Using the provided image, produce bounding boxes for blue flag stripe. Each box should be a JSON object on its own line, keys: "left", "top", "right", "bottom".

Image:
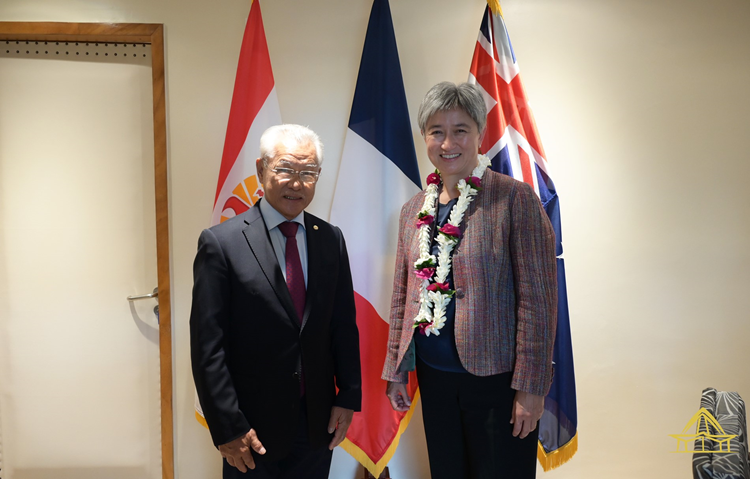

{"left": 348, "top": 0, "right": 421, "bottom": 188}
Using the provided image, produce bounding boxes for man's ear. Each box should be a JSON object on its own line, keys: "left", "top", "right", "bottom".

{"left": 256, "top": 158, "right": 264, "bottom": 182}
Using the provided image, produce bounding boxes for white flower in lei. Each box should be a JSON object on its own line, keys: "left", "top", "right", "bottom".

{"left": 412, "top": 154, "right": 492, "bottom": 337}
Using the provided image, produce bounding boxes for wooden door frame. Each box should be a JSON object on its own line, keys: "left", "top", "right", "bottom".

{"left": 0, "top": 22, "right": 173, "bottom": 479}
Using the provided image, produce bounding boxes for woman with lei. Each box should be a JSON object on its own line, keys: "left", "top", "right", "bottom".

{"left": 381, "top": 82, "right": 558, "bottom": 478}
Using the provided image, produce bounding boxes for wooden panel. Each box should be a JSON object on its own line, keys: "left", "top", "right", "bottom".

{"left": 0, "top": 22, "right": 160, "bottom": 43}
{"left": 149, "top": 24, "right": 175, "bottom": 479}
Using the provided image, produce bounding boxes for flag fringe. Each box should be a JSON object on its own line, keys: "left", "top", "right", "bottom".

{"left": 195, "top": 410, "right": 209, "bottom": 429}
{"left": 340, "top": 389, "right": 421, "bottom": 478}
{"left": 537, "top": 432, "right": 578, "bottom": 472}
{"left": 486, "top": 0, "right": 503, "bottom": 16}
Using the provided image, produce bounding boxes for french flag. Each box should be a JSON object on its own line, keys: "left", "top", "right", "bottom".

{"left": 329, "top": 0, "right": 420, "bottom": 476}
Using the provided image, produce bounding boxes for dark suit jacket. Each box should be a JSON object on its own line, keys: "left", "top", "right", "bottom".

{"left": 382, "top": 170, "right": 557, "bottom": 397}
{"left": 190, "top": 200, "right": 361, "bottom": 461}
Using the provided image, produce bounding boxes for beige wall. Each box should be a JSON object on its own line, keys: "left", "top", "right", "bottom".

{"left": 1, "top": 0, "right": 749, "bottom": 477}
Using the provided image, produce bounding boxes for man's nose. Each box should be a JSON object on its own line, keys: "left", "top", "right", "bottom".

{"left": 286, "top": 176, "right": 303, "bottom": 189}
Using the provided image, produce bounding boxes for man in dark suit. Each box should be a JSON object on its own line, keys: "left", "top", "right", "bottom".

{"left": 190, "top": 124, "right": 361, "bottom": 479}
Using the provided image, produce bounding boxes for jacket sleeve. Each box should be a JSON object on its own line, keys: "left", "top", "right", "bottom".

{"left": 381, "top": 203, "right": 412, "bottom": 383}
{"left": 508, "top": 182, "right": 558, "bottom": 397}
{"left": 330, "top": 228, "right": 362, "bottom": 411}
{"left": 190, "top": 228, "right": 250, "bottom": 446}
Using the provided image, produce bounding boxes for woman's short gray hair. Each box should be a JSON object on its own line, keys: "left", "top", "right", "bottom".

{"left": 417, "top": 82, "right": 487, "bottom": 134}
{"left": 259, "top": 124, "right": 324, "bottom": 166}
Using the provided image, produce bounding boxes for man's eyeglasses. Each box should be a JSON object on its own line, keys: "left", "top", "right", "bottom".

{"left": 266, "top": 164, "right": 320, "bottom": 184}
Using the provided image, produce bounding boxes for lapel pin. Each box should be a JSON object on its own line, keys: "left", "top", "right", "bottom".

{"left": 313, "top": 225, "right": 319, "bottom": 230}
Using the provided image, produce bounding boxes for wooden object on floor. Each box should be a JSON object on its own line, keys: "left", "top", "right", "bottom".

{"left": 363, "top": 466, "right": 391, "bottom": 478}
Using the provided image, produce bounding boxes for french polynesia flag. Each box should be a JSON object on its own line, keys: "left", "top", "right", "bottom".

{"left": 196, "top": 0, "right": 281, "bottom": 426}
{"left": 329, "top": 0, "right": 420, "bottom": 476}
{"left": 212, "top": 0, "right": 281, "bottom": 226}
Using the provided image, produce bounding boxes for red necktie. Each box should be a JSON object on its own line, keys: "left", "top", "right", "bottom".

{"left": 278, "top": 221, "right": 306, "bottom": 324}
{"left": 278, "top": 221, "right": 306, "bottom": 396}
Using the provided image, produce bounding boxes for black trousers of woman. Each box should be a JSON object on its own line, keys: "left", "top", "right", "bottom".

{"left": 417, "top": 357, "right": 539, "bottom": 479}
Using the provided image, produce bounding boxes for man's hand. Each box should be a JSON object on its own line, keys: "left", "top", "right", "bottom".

{"left": 327, "top": 406, "right": 354, "bottom": 450}
{"left": 385, "top": 381, "right": 412, "bottom": 412}
{"left": 218, "top": 429, "right": 266, "bottom": 473}
{"left": 510, "top": 390, "right": 544, "bottom": 439}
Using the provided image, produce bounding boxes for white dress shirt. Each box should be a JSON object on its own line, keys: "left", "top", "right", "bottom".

{"left": 258, "top": 198, "right": 308, "bottom": 287}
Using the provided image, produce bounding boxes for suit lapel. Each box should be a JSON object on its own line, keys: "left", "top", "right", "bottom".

{"left": 242, "top": 203, "right": 300, "bottom": 330}
{"left": 301, "top": 213, "right": 320, "bottom": 330}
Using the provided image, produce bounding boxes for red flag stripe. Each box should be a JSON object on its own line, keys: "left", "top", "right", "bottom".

{"left": 518, "top": 145, "right": 534, "bottom": 187}
{"left": 346, "top": 293, "right": 419, "bottom": 463}
{"left": 214, "top": 0, "right": 275, "bottom": 206}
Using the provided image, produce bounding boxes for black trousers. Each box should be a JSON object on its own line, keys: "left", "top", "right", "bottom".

{"left": 222, "top": 400, "right": 333, "bottom": 479}
{"left": 417, "top": 358, "right": 538, "bottom": 479}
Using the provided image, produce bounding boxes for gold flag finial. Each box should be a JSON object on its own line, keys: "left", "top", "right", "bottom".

{"left": 487, "top": 0, "right": 503, "bottom": 16}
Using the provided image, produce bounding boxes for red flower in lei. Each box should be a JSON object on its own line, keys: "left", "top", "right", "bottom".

{"left": 426, "top": 172, "right": 441, "bottom": 186}
{"left": 415, "top": 267, "right": 435, "bottom": 280}
{"left": 426, "top": 281, "right": 455, "bottom": 299}
{"left": 438, "top": 223, "right": 462, "bottom": 238}
{"left": 416, "top": 321, "right": 433, "bottom": 335}
{"left": 416, "top": 214, "right": 434, "bottom": 228}
{"left": 466, "top": 176, "right": 482, "bottom": 190}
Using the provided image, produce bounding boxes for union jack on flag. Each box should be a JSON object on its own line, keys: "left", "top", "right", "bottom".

{"left": 469, "top": 3, "right": 579, "bottom": 470}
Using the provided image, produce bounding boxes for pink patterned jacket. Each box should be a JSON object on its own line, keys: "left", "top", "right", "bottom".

{"left": 381, "top": 170, "right": 558, "bottom": 397}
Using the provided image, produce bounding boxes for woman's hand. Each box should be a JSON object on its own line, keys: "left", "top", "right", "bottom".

{"left": 510, "top": 390, "right": 545, "bottom": 439}
{"left": 386, "top": 381, "right": 412, "bottom": 412}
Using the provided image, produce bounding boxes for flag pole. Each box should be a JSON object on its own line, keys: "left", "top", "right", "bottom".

{"left": 487, "top": 0, "right": 503, "bottom": 16}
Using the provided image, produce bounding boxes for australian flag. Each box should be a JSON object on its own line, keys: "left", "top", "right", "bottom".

{"left": 468, "top": 3, "right": 578, "bottom": 470}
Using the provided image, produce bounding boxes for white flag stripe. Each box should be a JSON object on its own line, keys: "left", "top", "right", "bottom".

{"left": 211, "top": 87, "right": 282, "bottom": 224}
{"left": 477, "top": 31, "right": 494, "bottom": 63}
{"left": 330, "top": 130, "right": 420, "bottom": 321}
{"left": 492, "top": 15, "right": 520, "bottom": 83}
{"left": 468, "top": 72, "right": 499, "bottom": 117}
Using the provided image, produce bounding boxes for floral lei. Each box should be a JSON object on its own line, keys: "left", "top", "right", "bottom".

{"left": 412, "top": 154, "right": 492, "bottom": 336}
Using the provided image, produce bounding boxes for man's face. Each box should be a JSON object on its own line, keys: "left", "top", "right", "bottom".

{"left": 256, "top": 140, "right": 320, "bottom": 220}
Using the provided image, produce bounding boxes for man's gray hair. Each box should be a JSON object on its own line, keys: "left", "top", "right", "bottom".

{"left": 259, "top": 124, "right": 324, "bottom": 166}
{"left": 417, "top": 82, "right": 487, "bottom": 134}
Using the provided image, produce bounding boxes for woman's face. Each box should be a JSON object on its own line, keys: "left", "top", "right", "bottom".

{"left": 423, "top": 109, "right": 483, "bottom": 183}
